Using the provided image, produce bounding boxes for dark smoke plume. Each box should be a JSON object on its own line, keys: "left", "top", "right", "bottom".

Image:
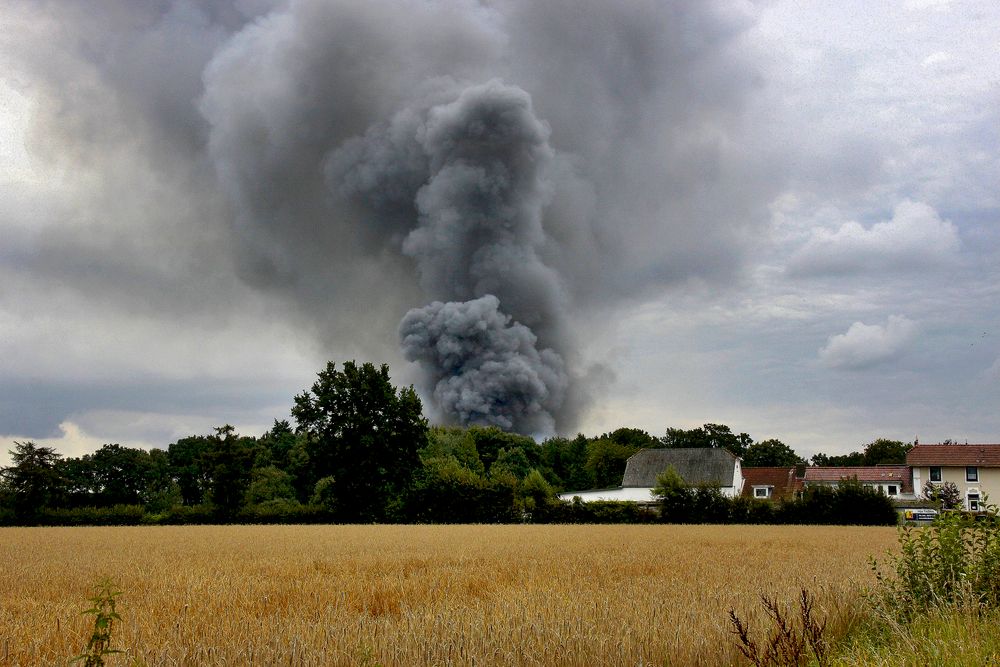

{"left": 332, "top": 79, "right": 569, "bottom": 433}
{"left": 400, "top": 295, "right": 567, "bottom": 434}
{"left": 4, "top": 0, "right": 769, "bottom": 438}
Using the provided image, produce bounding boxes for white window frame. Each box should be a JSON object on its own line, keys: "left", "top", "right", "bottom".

{"left": 968, "top": 491, "right": 981, "bottom": 512}
{"left": 886, "top": 484, "right": 898, "bottom": 496}
{"left": 753, "top": 486, "right": 772, "bottom": 499}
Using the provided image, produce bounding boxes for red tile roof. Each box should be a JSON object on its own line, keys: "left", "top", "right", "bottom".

{"left": 907, "top": 444, "right": 1000, "bottom": 466}
{"left": 803, "top": 466, "right": 912, "bottom": 493}
{"left": 741, "top": 467, "right": 802, "bottom": 499}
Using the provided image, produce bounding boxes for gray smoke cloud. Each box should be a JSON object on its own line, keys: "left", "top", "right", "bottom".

{"left": 3, "top": 0, "right": 770, "bottom": 438}
{"left": 330, "top": 79, "right": 570, "bottom": 432}
{"left": 400, "top": 296, "right": 567, "bottom": 434}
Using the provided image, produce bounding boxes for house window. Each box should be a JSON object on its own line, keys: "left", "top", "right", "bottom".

{"left": 929, "top": 467, "right": 941, "bottom": 482}
{"left": 753, "top": 486, "right": 771, "bottom": 499}
{"left": 966, "top": 467, "right": 979, "bottom": 482}
{"left": 887, "top": 485, "right": 898, "bottom": 496}
{"left": 969, "top": 492, "right": 981, "bottom": 512}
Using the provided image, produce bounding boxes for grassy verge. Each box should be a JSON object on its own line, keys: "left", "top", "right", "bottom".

{"left": 828, "top": 605, "right": 1000, "bottom": 666}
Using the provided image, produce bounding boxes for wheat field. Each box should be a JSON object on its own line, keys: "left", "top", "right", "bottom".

{"left": 0, "top": 524, "right": 898, "bottom": 666}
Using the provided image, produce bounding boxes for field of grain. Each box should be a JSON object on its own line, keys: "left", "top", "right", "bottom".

{"left": 0, "top": 524, "right": 898, "bottom": 666}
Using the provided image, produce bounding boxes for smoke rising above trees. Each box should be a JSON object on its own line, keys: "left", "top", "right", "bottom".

{"left": 194, "top": 0, "right": 763, "bottom": 435}
{"left": 3, "top": 0, "right": 782, "bottom": 440}
{"left": 333, "top": 80, "right": 570, "bottom": 433}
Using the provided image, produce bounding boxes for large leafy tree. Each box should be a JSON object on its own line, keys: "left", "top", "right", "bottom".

{"left": 810, "top": 438, "right": 911, "bottom": 467}
{"left": 201, "top": 425, "right": 256, "bottom": 519}
{"left": 742, "top": 439, "right": 802, "bottom": 467}
{"left": 862, "top": 438, "right": 911, "bottom": 466}
{"left": 90, "top": 443, "right": 152, "bottom": 506}
{"left": 585, "top": 437, "right": 637, "bottom": 488}
{"left": 1, "top": 441, "right": 64, "bottom": 517}
{"left": 292, "top": 361, "right": 428, "bottom": 522}
{"left": 661, "top": 423, "right": 752, "bottom": 457}
{"left": 810, "top": 451, "right": 865, "bottom": 467}
{"left": 167, "top": 435, "right": 215, "bottom": 505}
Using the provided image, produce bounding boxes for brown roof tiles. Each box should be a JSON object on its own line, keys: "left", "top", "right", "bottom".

{"left": 906, "top": 444, "right": 1000, "bottom": 466}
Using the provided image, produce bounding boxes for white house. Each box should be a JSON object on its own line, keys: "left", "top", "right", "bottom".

{"left": 908, "top": 444, "right": 1000, "bottom": 511}
{"left": 558, "top": 448, "right": 744, "bottom": 503}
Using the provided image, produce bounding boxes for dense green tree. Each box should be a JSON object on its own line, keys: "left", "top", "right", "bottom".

{"left": 245, "top": 465, "right": 296, "bottom": 506}
{"left": 292, "top": 361, "right": 428, "bottom": 522}
{"left": 143, "top": 448, "right": 178, "bottom": 511}
{"left": 167, "top": 435, "right": 215, "bottom": 505}
{"left": 57, "top": 455, "right": 96, "bottom": 508}
{"left": 652, "top": 465, "right": 695, "bottom": 523}
{"left": 257, "top": 419, "right": 297, "bottom": 469}
{"left": 810, "top": 451, "right": 865, "bottom": 467}
{"left": 407, "top": 456, "right": 518, "bottom": 523}
{"left": 742, "top": 439, "right": 802, "bottom": 467}
{"left": 90, "top": 443, "right": 152, "bottom": 506}
{"left": 862, "top": 438, "right": 911, "bottom": 466}
{"left": 1, "top": 441, "right": 64, "bottom": 517}
{"left": 600, "top": 427, "right": 660, "bottom": 449}
{"left": 661, "top": 423, "right": 752, "bottom": 457}
{"left": 810, "top": 439, "right": 911, "bottom": 467}
{"left": 519, "top": 469, "right": 556, "bottom": 513}
{"left": 585, "top": 437, "right": 637, "bottom": 488}
{"left": 311, "top": 476, "right": 337, "bottom": 511}
{"left": 539, "top": 434, "right": 592, "bottom": 491}
{"left": 423, "top": 426, "right": 484, "bottom": 474}
{"left": 466, "top": 426, "right": 538, "bottom": 474}
{"left": 201, "top": 425, "right": 256, "bottom": 519}
{"left": 492, "top": 447, "right": 532, "bottom": 479}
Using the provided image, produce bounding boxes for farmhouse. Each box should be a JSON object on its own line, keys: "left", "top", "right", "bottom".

{"left": 908, "top": 443, "right": 1000, "bottom": 511}
{"left": 558, "top": 447, "right": 743, "bottom": 503}
{"left": 801, "top": 465, "right": 915, "bottom": 500}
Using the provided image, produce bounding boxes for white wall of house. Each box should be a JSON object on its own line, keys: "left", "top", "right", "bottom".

{"left": 557, "top": 488, "right": 658, "bottom": 503}
{"left": 718, "top": 484, "right": 740, "bottom": 498}
{"left": 912, "top": 465, "right": 1000, "bottom": 510}
{"left": 731, "top": 460, "right": 744, "bottom": 497}
{"left": 558, "top": 483, "right": 742, "bottom": 503}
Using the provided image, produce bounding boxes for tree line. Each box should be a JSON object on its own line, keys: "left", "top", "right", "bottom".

{"left": 0, "top": 360, "right": 912, "bottom": 526}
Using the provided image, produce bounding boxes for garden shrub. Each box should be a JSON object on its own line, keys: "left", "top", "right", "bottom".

{"left": 873, "top": 502, "right": 1000, "bottom": 618}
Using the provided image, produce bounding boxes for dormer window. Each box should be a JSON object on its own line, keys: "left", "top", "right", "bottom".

{"left": 753, "top": 486, "right": 772, "bottom": 498}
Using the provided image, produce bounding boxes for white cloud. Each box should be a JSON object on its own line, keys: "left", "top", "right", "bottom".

{"left": 787, "top": 200, "right": 960, "bottom": 276}
{"left": 819, "top": 315, "right": 918, "bottom": 370}
{"left": 921, "top": 51, "right": 953, "bottom": 68}
{"left": 0, "top": 421, "right": 106, "bottom": 467}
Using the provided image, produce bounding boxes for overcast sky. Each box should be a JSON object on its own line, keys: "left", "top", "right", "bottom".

{"left": 2, "top": 0, "right": 998, "bottom": 464}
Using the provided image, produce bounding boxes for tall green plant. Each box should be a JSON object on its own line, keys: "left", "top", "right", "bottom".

{"left": 872, "top": 500, "right": 1000, "bottom": 618}
{"left": 73, "top": 578, "right": 124, "bottom": 666}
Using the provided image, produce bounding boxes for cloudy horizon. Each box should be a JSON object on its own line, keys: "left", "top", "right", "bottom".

{"left": 2, "top": 0, "right": 998, "bottom": 465}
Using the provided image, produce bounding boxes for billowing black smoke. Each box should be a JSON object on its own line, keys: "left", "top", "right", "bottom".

{"left": 400, "top": 295, "right": 567, "bottom": 434}
{"left": 332, "top": 80, "right": 568, "bottom": 433}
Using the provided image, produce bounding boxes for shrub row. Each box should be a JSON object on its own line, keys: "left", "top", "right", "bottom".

{"left": 552, "top": 481, "right": 898, "bottom": 526}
